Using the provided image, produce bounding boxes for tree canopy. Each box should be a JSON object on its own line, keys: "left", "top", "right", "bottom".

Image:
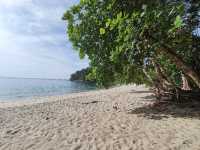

{"left": 63, "top": 0, "right": 200, "bottom": 100}
{"left": 70, "top": 67, "right": 92, "bottom": 82}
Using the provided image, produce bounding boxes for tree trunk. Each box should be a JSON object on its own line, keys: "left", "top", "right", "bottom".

{"left": 158, "top": 47, "right": 200, "bottom": 88}
{"left": 181, "top": 74, "right": 191, "bottom": 91}
{"left": 142, "top": 68, "right": 153, "bottom": 84}
{"left": 158, "top": 63, "right": 177, "bottom": 87}
{"left": 153, "top": 61, "right": 173, "bottom": 88}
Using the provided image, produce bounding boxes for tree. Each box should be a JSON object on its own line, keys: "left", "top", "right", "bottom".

{"left": 63, "top": 0, "right": 200, "bottom": 100}
{"left": 70, "top": 68, "right": 91, "bottom": 82}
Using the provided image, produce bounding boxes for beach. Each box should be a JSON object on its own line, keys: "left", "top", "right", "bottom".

{"left": 0, "top": 85, "right": 200, "bottom": 150}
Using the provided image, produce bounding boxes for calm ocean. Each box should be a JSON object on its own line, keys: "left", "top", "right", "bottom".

{"left": 0, "top": 77, "right": 96, "bottom": 101}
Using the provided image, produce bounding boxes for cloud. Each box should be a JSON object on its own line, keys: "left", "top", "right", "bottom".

{"left": 0, "top": 0, "right": 88, "bottom": 79}
{"left": 0, "top": 0, "right": 32, "bottom": 7}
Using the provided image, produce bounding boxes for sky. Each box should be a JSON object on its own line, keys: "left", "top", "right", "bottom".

{"left": 0, "top": 0, "right": 89, "bottom": 79}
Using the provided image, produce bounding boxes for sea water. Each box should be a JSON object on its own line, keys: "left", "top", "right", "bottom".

{"left": 0, "top": 77, "right": 96, "bottom": 101}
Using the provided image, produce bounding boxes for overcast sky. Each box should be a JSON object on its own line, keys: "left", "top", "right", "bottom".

{"left": 0, "top": 0, "right": 89, "bottom": 79}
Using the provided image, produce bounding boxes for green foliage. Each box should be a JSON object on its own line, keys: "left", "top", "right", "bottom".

{"left": 79, "top": 49, "right": 85, "bottom": 59}
{"left": 174, "top": 15, "right": 184, "bottom": 29}
{"left": 70, "top": 68, "right": 91, "bottom": 81}
{"left": 100, "top": 28, "right": 105, "bottom": 35}
{"left": 63, "top": 0, "right": 200, "bottom": 89}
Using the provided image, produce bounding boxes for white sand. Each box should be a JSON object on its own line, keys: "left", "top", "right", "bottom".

{"left": 0, "top": 85, "right": 200, "bottom": 150}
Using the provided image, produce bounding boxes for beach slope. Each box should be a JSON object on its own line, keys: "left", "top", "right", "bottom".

{"left": 0, "top": 85, "right": 200, "bottom": 150}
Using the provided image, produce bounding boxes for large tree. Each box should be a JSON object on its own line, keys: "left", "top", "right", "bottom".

{"left": 63, "top": 0, "right": 200, "bottom": 99}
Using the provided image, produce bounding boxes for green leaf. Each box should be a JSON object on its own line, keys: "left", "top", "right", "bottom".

{"left": 79, "top": 49, "right": 85, "bottom": 59}
{"left": 117, "top": 12, "right": 122, "bottom": 19}
{"left": 174, "top": 15, "right": 183, "bottom": 29}
{"left": 100, "top": 28, "right": 106, "bottom": 35}
{"left": 168, "top": 7, "right": 175, "bottom": 16}
{"left": 106, "top": 22, "right": 110, "bottom": 28}
{"left": 107, "top": 4, "right": 112, "bottom": 10}
{"left": 140, "top": 12, "right": 145, "bottom": 17}
{"left": 142, "top": 4, "right": 147, "bottom": 10}
{"left": 106, "top": 19, "right": 111, "bottom": 28}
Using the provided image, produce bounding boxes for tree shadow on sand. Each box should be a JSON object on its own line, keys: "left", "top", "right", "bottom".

{"left": 128, "top": 94, "right": 200, "bottom": 120}
{"left": 129, "top": 90, "right": 154, "bottom": 94}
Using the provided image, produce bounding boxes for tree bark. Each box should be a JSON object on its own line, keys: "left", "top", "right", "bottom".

{"left": 158, "top": 47, "right": 200, "bottom": 88}
{"left": 181, "top": 74, "right": 191, "bottom": 91}
{"left": 153, "top": 61, "right": 173, "bottom": 88}
{"left": 142, "top": 68, "right": 153, "bottom": 84}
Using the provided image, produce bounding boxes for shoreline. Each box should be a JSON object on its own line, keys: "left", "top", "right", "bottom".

{"left": 0, "top": 84, "right": 145, "bottom": 108}
{"left": 1, "top": 85, "right": 200, "bottom": 150}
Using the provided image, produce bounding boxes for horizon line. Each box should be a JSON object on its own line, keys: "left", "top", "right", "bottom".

{"left": 0, "top": 76, "right": 69, "bottom": 81}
